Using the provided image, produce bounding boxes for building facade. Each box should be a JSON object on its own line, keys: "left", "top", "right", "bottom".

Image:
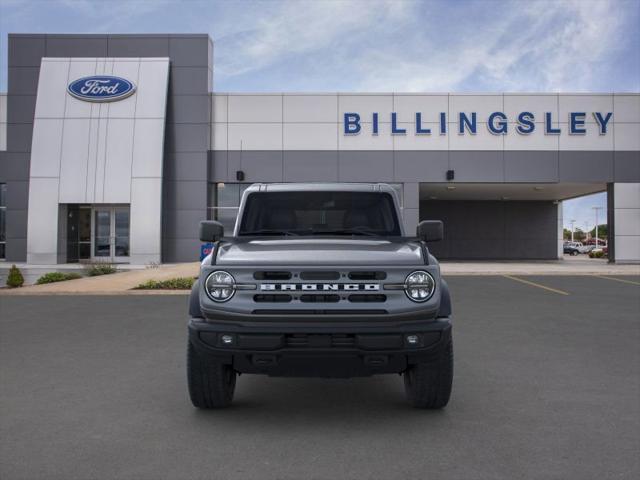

{"left": 0, "top": 34, "right": 638, "bottom": 264}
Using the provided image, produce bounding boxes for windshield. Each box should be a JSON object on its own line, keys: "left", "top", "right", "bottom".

{"left": 237, "top": 191, "right": 402, "bottom": 236}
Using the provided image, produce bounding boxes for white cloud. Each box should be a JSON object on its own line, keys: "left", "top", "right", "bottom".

{"left": 214, "top": 0, "right": 636, "bottom": 92}
{"left": 214, "top": 0, "right": 412, "bottom": 79}
{"left": 349, "top": 0, "right": 629, "bottom": 92}
{"left": 1, "top": 0, "right": 636, "bottom": 92}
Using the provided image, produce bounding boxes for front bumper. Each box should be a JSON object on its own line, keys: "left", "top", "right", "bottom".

{"left": 188, "top": 317, "right": 452, "bottom": 378}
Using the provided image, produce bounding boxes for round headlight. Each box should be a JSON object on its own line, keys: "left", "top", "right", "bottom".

{"left": 405, "top": 271, "right": 435, "bottom": 302}
{"left": 205, "top": 271, "right": 236, "bottom": 302}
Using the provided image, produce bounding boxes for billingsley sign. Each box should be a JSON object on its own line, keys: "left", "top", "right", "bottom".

{"left": 343, "top": 111, "right": 613, "bottom": 136}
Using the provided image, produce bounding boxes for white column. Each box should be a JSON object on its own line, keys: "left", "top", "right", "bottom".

{"left": 26, "top": 178, "right": 60, "bottom": 264}
{"left": 402, "top": 182, "right": 420, "bottom": 235}
{"left": 557, "top": 201, "right": 564, "bottom": 259}
{"left": 613, "top": 183, "right": 640, "bottom": 263}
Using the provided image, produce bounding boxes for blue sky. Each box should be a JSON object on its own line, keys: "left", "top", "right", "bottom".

{"left": 1, "top": 0, "right": 638, "bottom": 229}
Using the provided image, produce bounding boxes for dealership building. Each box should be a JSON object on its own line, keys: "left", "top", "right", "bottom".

{"left": 0, "top": 33, "right": 638, "bottom": 264}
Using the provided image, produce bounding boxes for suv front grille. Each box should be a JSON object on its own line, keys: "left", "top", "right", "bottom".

{"left": 250, "top": 270, "right": 395, "bottom": 307}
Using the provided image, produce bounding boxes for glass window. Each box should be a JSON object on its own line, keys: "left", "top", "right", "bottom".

{"left": 207, "top": 183, "right": 250, "bottom": 234}
{"left": 94, "top": 210, "right": 111, "bottom": 257}
{"left": 114, "top": 209, "right": 130, "bottom": 257}
{"left": 238, "top": 191, "right": 401, "bottom": 236}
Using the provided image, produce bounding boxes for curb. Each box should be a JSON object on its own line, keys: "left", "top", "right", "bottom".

{"left": 0, "top": 289, "right": 191, "bottom": 296}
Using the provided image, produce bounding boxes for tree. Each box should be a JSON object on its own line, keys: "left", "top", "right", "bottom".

{"left": 572, "top": 228, "right": 586, "bottom": 242}
{"left": 589, "top": 224, "right": 607, "bottom": 239}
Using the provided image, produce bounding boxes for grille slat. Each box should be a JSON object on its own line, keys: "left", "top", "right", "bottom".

{"left": 348, "top": 271, "right": 387, "bottom": 280}
{"left": 300, "top": 271, "right": 340, "bottom": 280}
{"left": 253, "top": 294, "right": 292, "bottom": 303}
{"left": 300, "top": 294, "right": 340, "bottom": 303}
{"left": 348, "top": 294, "right": 387, "bottom": 303}
{"left": 253, "top": 271, "right": 292, "bottom": 280}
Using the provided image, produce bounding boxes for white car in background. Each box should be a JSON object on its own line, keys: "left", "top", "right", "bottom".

{"left": 580, "top": 244, "right": 596, "bottom": 254}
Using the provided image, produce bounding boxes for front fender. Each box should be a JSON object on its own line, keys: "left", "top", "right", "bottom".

{"left": 189, "top": 279, "right": 203, "bottom": 319}
{"left": 437, "top": 278, "right": 452, "bottom": 318}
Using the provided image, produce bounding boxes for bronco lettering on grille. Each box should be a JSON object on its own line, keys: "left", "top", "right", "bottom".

{"left": 261, "top": 284, "right": 379, "bottom": 291}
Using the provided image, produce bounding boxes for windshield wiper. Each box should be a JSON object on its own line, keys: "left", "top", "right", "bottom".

{"left": 239, "top": 229, "right": 300, "bottom": 236}
{"left": 317, "top": 227, "right": 382, "bottom": 237}
{"left": 240, "top": 227, "right": 385, "bottom": 237}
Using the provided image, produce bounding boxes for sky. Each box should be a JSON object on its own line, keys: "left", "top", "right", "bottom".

{"left": 1, "top": 0, "right": 638, "bottom": 229}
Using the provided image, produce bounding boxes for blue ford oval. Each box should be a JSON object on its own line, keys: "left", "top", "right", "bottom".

{"left": 67, "top": 76, "right": 136, "bottom": 102}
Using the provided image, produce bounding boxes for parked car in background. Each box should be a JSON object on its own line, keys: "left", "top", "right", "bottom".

{"left": 580, "top": 244, "right": 596, "bottom": 254}
{"left": 563, "top": 242, "right": 582, "bottom": 256}
{"left": 589, "top": 245, "right": 608, "bottom": 258}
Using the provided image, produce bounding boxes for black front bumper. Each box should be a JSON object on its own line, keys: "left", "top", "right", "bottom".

{"left": 188, "top": 317, "right": 452, "bottom": 378}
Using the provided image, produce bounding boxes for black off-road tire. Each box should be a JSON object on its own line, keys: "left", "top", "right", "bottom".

{"left": 404, "top": 339, "right": 453, "bottom": 409}
{"left": 187, "top": 341, "right": 236, "bottom": 408}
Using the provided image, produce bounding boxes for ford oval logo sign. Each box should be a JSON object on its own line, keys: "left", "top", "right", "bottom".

{"left": 67, "top": 76, "right": 136, "bottom": 102}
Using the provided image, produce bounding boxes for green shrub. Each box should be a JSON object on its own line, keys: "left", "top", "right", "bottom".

{"left": 134, "top": 277, "right": 195, "bottom": 290}
{"left": 6, "top": 264, "right": 25, "bottom": 288}
{"left": 36, "top": 272, "right": 83, "bottom": 285}
{"left": 85, "top": 263, "right": 117, "bottom": 276}
{"left": 589, "top": 250, "right": 605, "bottom": 259}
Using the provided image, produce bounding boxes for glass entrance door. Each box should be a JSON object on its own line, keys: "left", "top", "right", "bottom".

{"left": 92, "top": 206, "right": 130, "bottom": 262}
{"left": 66, "top": 205, "right": 92, "bottom": 262}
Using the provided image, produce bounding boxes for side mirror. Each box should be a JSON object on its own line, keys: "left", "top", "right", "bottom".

{"left": 417, "top": 220, "right": 443, "bottom": 242}
{"left": 199, "top": 220, "right": 224, "bottom": 242}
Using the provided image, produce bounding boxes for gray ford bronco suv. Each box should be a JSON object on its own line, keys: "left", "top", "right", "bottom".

{"left": 188, "top": 183, "right": 453, "bottom": 408}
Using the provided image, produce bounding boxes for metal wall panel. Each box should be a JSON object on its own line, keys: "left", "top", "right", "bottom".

{"left": 612, "top": 183, "right": 640, "bottom": 263}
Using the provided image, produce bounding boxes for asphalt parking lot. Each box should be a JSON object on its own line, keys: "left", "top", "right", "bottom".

{"left": 1, "top": 275, "right": 639, "bottom": 480}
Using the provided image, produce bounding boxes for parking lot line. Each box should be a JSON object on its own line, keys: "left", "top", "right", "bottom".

{"left": 502, "top": 275, "right": 570, "bottom": 295}
{"left": 593, "top": 275, "right": 640, "bottom": 286}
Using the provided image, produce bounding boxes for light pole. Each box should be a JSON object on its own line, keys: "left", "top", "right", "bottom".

{"left": 584, "top": 222, "right": 590, "bottom": 242}
{"left": 592, "top": 206, "right": 604, "bottom": 247}
{"left": 570, "top": 219, "right": 576, "bottom": 242}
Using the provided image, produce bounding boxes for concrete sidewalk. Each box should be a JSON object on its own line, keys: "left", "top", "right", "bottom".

{"left": 440, "top": 257, "right": 640, "bottom": 276}
{"left": 0, "top": 262, "right": 200, "bottom": 295}
{"left": 1, "top": 257, "right": 638, "bottom": 295}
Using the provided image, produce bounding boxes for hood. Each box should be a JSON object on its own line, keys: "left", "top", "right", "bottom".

{"left": 216, "top": 238, "right": 424, "bottom": 266}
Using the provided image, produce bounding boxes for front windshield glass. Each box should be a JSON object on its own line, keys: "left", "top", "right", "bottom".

{"left": 238, "top": 191, "right": 401, "bottom": 236}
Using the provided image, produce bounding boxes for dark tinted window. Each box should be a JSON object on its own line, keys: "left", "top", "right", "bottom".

{"left": 238, "top": 191, "right": 401, "bottom": 236}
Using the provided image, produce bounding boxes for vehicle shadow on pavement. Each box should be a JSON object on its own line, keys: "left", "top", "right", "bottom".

{"left": 188, "top": 375, "right": 449, "bottom": 426}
